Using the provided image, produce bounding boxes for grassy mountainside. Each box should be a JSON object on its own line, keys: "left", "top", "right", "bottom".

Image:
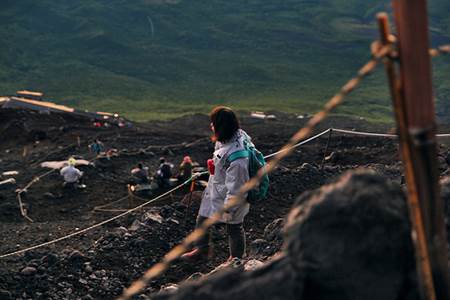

{"left": 0, "top": 0, "right": 449, "bottom": 121}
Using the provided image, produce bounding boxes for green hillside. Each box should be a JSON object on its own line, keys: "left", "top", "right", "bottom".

{"left": 0, "top": 0, "right": 449, "bottom": 121}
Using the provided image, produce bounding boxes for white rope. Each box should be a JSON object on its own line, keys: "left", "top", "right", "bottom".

{"left": 264, "top": 128, "right": 332, "bottom": 159}
{"left": 332, "top": 128, "right": 450, "bottom": 138}
{"left": 0, "top": 175, "right": 204, "bottom": 259}
{"left": 3, "top": 126, "right": 449, "bottom": 259}
{"left": 331, "top": 128, "right": 397, "bottom": 138}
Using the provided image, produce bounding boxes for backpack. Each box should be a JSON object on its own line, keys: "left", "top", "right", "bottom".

{"left": 227, "top": 139, "right": 269, "bottom": 204}
{"left": 160, "top": 163, "right": 172, "bottom": 178}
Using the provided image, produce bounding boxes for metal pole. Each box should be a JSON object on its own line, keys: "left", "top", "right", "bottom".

{"left": 391, "top": 1, "right": 449, "bottom": 298}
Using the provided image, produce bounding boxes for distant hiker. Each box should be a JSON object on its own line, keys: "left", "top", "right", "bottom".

{"left": 156, "top": 157, "right": 174, "bottom": 188}
{"left": 89, "top": 139, "right": 104, "bottom": 155}
{"left": 178, "top": 156, "right": 193, "bottom": 182}
{"left": 182, "top": 106, "right": 252, "bottom": 262}
{"left": 131, "top": 163, "right": 150, "bottom": 184}
{"left": 60, "top": 157, "right": 85, "bottom": 189}
{"left": 105, "top": 148, "right": 118, "bottom": 160}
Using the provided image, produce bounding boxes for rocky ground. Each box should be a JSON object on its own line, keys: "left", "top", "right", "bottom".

{"left": 1, "top": 108, "right": 450, "bottom": 299}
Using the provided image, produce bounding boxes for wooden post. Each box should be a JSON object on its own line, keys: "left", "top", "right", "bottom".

{"left": 320, "top": 129, "right": 333, "bottom": 170}
{"left": 391, "top": 1, "right": 450, "bottom": 299}
{"left": 377, "top": 13, "right": 437, "bottom": 300}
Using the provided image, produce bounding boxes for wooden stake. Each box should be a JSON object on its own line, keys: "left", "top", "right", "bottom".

{"left": 377, "top": 13, "right": 436, "bottom": 300}
{"left": 320, "top": 129, "right": 333, "bottom": 170}
{"left": 389, "top": 1, "right": 450, "bottom": 298}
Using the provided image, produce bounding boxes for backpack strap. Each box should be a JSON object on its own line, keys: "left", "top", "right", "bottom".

{"left": 227, "top": 150, "right": 250, "bottom": 163}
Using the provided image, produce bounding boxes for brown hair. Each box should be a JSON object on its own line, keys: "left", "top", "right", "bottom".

{"left": 209, "top": 106, "right": 240, "bottom": 142}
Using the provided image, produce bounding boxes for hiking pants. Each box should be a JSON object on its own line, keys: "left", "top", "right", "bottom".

{"left": 196, "top": 215, "right": 246, "bottom": 258}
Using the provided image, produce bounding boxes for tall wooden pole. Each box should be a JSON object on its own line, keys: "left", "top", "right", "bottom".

{"left": 377, "top": 13, "right": 436, "bottom": 300}
{"left": 391, "top": 1, "right": 449, "bottom": 299}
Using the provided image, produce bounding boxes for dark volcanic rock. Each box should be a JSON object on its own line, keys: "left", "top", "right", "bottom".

{"left": 248, "top": 239, "right": 268, "bottom": 256}
{"left": 153, "top": 170, "right": 417, "bottom": 300}
{"left": 21, "top": 266, "right": 37, "bottom": 276}
{"left": 284, "top": 170, "right": 416, "bottom": 300}
{"left": 263, "top": 218, "right": 284, "bottom": 242}
{"left": 0, "top": 289, "right": 12, "bottom": 300}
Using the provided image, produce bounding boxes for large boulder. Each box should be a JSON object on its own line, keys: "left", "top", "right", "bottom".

{"left": 152, "top": 170, "right": 417, "bottom": 300}
{"left": 283, "top": 169, "right": 416, "bottom": 300}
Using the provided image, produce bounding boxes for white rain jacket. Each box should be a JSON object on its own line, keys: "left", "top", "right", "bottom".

{"left": 60, "top": 166, "right": 83, "bottom": 183}
{"left": 199, "top": 129, "right": 251, "bottom": 224}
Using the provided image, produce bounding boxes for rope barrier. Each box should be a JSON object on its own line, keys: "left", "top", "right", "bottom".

{"left": 3, "top": 122, "right": 419, "bottom": 259}
{"left": 2, "top": 128, "right": 340, "bottom": 257}
{"left": 93, "top": 196, "right": 131, "bottom": 212}
{"left": 118, "top": 43, "right": 393, "bottom": 300}
{"left": 0, "top": 175, "right": 203, "bottom": 260}
{"left": 330, "top": 128, "right": 450, "bottom": 138}
{"left": 331, "top": 128, "right": 397, "bottom": 138}
{"left": 264, "top": 128, "right": 331, "bottom": 159}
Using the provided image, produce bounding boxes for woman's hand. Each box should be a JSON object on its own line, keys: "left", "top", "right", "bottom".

{"left": 222, "top": 211, "right": 233, "bottom": 223}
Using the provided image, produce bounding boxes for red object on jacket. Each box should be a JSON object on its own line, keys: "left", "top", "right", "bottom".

{"left": 207, "top": 159, "right": 215, "bottom": 175}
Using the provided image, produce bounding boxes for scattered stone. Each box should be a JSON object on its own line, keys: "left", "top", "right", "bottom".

{"left": 143, "top": 211, "right": 164, "bottom": 224}
{"left": 264, "top": 218, "right": 284, "bottom": 242}
{"left": 44, "top": 192, "right": 57, "bottom": 199}
{"left": 159, "top": 205, "right": 175, "bottom": 219}
{"left": 114, "top": 226, "right": 129, "bottom": 236}
{"left": 445, "top": 152, "right": 450, "bottom": 165}
{"left": 40, "top": 253, "right": 58, "bottom": 266}
{"left": 185, "top": 272, "right": 204, "bottom": 282}
{"left": 84, "top": 262, "right": 93, "bottom": 273}
{"left": 94, "top": 270, "right": 107, "bottom": 278}
{"left": 0, "top": 289, "right": 12, "bottom": 300}
{"left": 0, "top": 178, "right": 16, "bottom": 188}
{"left": 324, "top": 151, "right": 338, "bottom": 163}
{"left": 159, "top": 284, "right": 179, "bottom": 294}
{"left": 299, "top": 162, "right": 318, "bottom": 175}
{"left": 2, "top": 171, "right": 19, "bottom": 177}
{"left": 69, "top": 250, "right": 86, "bottom": 261}
{"left": 438, "top": 155, "right": 447, "bottom": 170}
{"left": 169, "top": 218, "right": 180, "bottom": 224}
{"left": 249, "top": 239, "right": 269, "bottom": 256}
{"left": 21, "top": 266, "right": 37, "bottom": 276}
{"left": 129, "top": 219, "right": 146, "bottom": 231}
{"left": 209, "top": 258, "right": 244, "bottom": 275}
{"left": 244, "top": 259, "right": 264, "bottom": 271}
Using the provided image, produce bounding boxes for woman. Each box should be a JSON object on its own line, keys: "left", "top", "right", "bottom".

{"left": 182, "top": 106, "right": 252, "bottom": 261}
{"left": 178, "top": 155, "right": 193, "bottom": 183}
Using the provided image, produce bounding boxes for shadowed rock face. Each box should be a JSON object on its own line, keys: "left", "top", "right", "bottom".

{"left": 153, "top": 170, "right": 418, "bottom": 300}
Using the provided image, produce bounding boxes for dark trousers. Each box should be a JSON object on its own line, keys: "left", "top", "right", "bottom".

{"left": 196, "top": 215, "right": 246, "bottom": 258}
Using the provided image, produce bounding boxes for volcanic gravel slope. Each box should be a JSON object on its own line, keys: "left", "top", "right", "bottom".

{"left": 0, "top": 108, "right": 450, "bottom": 299}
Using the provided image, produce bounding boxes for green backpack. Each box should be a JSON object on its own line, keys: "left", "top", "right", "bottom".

{"left": 227, "top": 139, "right": 269, "bottom": 204}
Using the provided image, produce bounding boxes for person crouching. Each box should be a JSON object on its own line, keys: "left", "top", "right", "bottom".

{"left": 60, "top": 157, "right": 85, "bottom": 189}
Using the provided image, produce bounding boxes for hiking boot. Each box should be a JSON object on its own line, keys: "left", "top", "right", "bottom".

{"left": 180, "top": 247, "right": 209, "bottom": 262}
